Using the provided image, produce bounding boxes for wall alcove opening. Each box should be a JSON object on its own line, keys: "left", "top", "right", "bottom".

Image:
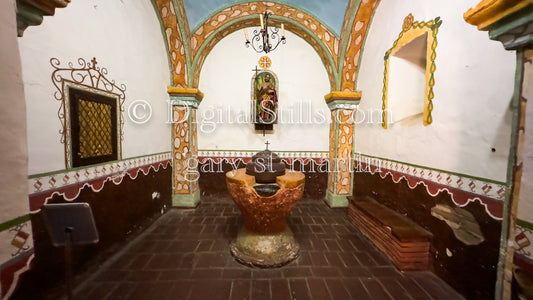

{"left": 388, "top": 32, "right": 428, "bottom": 127}
{"left": 381, "top": 14, "right": 442, "bottom": 129}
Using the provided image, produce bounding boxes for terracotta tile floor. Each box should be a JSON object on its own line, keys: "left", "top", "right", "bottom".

{"left": 74, "top": 195, "right": 464, "bottom": 300}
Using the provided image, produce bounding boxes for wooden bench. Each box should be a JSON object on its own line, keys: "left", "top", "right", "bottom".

{"left": 348, "top": 195, "right": 433, "bottom": 271}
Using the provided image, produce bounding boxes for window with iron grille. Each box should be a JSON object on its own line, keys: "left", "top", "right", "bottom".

{"left": 68, "top": 87, "right": 118, "bottom": 167}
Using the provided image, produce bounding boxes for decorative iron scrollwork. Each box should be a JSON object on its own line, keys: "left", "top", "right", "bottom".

{"left": 245, "top": 12, "right": 286, "bottom": 54}
{"left": 50, "top": 57, "right": 126, "bottom": 168}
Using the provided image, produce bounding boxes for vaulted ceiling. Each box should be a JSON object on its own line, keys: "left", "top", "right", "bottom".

{"left": 153, "top": 0, "right": 381, "bottom": 92}
{"left": 182, "top": 0, "right": 351, "bottom": 34}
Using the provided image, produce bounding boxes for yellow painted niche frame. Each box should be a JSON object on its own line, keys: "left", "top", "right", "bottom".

{"left": 381, "top": 14, "right": 442, "bottom": 129}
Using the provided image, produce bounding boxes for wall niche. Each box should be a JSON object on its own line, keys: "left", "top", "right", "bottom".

{"left": 382, "top": 14, "right": 442, "bottom": 128}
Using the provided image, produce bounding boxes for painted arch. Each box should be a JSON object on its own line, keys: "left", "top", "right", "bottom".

{"left": 190, "top": 2, "right": 341, "bottom": 90}
{"left": 152, "top": 0, "right": 382, "bottom": 93}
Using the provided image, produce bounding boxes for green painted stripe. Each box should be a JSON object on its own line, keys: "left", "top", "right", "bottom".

{"left": 488, "top": 5, "right": 533, "bottom": 40}
{"left": 357, "top": 153, "right": 506, "bottom": 185}
{"left": 0, "top": 215, "right": 31, "bottom": 233}
{"left": 28, "top": 151, "right": 172, "bottom": 179}
{"left": 17, "top": 1, "right": 45, "bottom": 26}
{"left": 150, "top": 0, "right": 174, "bottom": 86}
{"left": 517, "top": 219, "right": 533, "bottom": 230}
{"left": 495, "top": 49, "right": 527, "bottom": 298}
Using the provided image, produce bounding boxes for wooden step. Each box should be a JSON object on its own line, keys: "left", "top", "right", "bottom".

{"left": 348, "top": 196, "right": 433, "bottom": 271}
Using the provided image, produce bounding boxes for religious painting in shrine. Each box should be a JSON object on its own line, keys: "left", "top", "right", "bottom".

{"left": 252, "top": 62, "right": 279, "bottom": 131}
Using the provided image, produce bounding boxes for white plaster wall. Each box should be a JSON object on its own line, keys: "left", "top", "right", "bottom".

{"left": 18, "top": 0, "right": 171, "bottom": 175}
{"left": 0, "top": 0, "right": 28, "bottom": 223}
{"left": 198, "top": 29, "right": 331, "bottom": 152}
{"left": 356, "top": 0, "right": 516, "bottom": 182}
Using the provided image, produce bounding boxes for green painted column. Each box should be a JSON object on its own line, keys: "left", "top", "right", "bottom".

{"left": 465, "top": 2, "right": 533, "bottom": 298}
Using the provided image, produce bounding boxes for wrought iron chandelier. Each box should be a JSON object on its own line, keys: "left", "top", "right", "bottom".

{"left": 244, "top": 12, "right": 286, "bottom": 53}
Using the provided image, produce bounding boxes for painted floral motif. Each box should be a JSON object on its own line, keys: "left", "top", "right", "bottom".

{"left": 403, "top": 13, "right": 414, "bottom": 31}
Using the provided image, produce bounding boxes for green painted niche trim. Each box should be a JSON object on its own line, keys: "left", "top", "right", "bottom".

{"left": 0, "top": 215, "right": 31, "bottom": 233}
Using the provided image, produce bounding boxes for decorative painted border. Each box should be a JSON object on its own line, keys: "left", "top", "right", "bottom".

{"left": 197, "top": 151, "right": 329, "bottom": 173}
{"left": 198, "top": 150, "right": 328, "bottom": 160}
{"left": 514, "top": 221, "right": 533, "bottom": 280}
{"left": 355, "top": 154, "right": 506, "bottom": 220}
{"left": 381, "top": 14, "right": 442, "bottom": 128}
{"left": 0, "top": 218, "right": 33, "bottom": 282}
{"left": 515, "top": 221, "right": 533, "bottom": 260}
{"left": 28, "top": 152, "right": 172, "bottom": 213}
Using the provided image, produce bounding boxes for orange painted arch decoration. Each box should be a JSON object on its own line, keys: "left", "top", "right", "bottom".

{"left": 190, "top": 2, "right": 340, "bottom": 90}
{"left": 152, "top": 0, "right": 381, "bottom": 92}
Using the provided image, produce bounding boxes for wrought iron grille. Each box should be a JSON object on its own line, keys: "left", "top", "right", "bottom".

{"left": 50, "top": 57, "right": 125, "bottom": 168}
{"left": 78, "top": 98, "right": 113, "bottom": 158}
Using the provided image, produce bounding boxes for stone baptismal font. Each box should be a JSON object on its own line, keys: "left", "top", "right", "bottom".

{"left": 225, "top": 146, "right": 305, "bottom": 267}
